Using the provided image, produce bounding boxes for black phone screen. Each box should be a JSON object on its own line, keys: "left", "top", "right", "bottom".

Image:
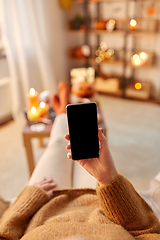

{"left": 66, "top": 102, "right": 99, "bottom": 160}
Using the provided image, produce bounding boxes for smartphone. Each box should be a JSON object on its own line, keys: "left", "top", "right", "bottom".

{"left": 66, "top": 102, "right": 99, "bottom": 160}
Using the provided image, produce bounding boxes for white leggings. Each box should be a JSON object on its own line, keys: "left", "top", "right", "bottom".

{"left": 28, "top": 114, "right": 97, "bottom": 189}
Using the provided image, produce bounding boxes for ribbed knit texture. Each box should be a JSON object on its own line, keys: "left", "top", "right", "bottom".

{"left": 0, "top": 186, "right": 49, "bottom": 240}
{"left": 0, "top": 175, "right": 160, "bottom": 240}
{"left": 96, "top": 175, "right": 160, "bottom": 236}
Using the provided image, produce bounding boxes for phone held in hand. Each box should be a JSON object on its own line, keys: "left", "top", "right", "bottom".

{"left": 66, "top": 102, "right": 99, "bottom": 160}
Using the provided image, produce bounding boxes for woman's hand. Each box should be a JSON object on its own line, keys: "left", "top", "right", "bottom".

{"left": 65, "top": 129, "right": 118, "bottom": 186}
{"left": 32, "top": 178, "right": 57, "bottom": 198}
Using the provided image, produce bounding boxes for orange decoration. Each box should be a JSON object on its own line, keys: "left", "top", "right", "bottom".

{"left": 120, "top": 18, "right": 126, "bottom": 24}
{"left": 147, "top": 7, "right": 156, "bottom": 15}
{"left": 80, "top": 25, "right": 86, "bottom": 30}
{"left": 95, "top": 20, "right": 107, "bottom": 30}
{"left": 71, "top": 82, "right": 95, "bottom": 98}
{"left": 72, "top": 47, "right": 84, "bottom": 58}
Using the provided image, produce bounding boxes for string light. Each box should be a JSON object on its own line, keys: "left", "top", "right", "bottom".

{"left": 140, "top": 52, "right": 147, "bottom": 60}
{"left": 133, "top": 54, "right": 139, "bottom": 61}
{"left": 95, "top": 57, "right": 101, "bottom": 63}
{"left": 107, "top": 19, "right": 116, "bottom": 31}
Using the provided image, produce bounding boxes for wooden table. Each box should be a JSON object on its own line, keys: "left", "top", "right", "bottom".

{"left": 23, "top": 123, "right": 53, "bottom": 176}
{"left": 23, "top": 106, "right": 106, "bottom": 177}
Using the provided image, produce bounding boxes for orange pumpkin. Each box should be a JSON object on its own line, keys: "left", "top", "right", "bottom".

{"left": 71, "top": 82, "right": 95, "bottom": 98}
{"left": 72, "top": 47, "right": 84, "bottom": 58}
{"left": 95, "top": 20, "right": 107, "bottom": 30}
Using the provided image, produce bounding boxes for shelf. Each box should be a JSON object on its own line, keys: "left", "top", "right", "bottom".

{"left": 70, "top": 57, "right": 123, "bottom": 65}
{"left": 73, "top": 0, "right": 157, "bottom": 2}
{"left": 88, "top": 30, "right": 125, "bottom": 35}
{"left": 128, "top": 63, "right": 155, "bottom": 69}
{"left": 128, "top": 31, "right": 158, "bottom": 36}
{"left": 70, "top": 57, "right": 154, "bottom": 69}
{"left": 73, "top": 0, "right": 127, "bottom": 3}
{"left": 68, "top": 29, "right": 125, "bottom": 35}
{"left": 68, "top": 29, "right": 157, "bottom": 36}
{"left": 70, "top": 0, "right": 159, "bottom": 102}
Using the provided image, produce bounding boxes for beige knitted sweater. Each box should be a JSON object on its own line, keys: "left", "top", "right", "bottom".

{"left": 0, "top": 174, "right": 160, "bottom": 240}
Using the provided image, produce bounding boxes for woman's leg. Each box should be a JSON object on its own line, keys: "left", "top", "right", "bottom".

{"left": 28, "top": 81, "right": 72, "bottom": 189}
{"left": 73, "top": 161, "right": 97, "bottom": 189}
{"left": 28, "top": 114, "right": 73, "bottom": 189}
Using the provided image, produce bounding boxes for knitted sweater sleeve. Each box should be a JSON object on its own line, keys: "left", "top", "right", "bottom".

{"left": 96, "top": 174, "right": 160, "bottom": 237}
{"left": 0, "top": 186, "right": 49, "bottom": 240}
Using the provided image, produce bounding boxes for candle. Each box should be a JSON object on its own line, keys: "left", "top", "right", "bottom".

{"left": 27, "top": 107, "right": 41, "bottom": 121}
{"left": 39, "top": 102, "right": 49, "bottom": 116}
{"left": 27, "top": 88, "right": 39, "bottom": 108}
{"left": 129, "top": 19, "right": 137, "bottom": 30}
{"left": 135, "top": 82, "right": 142, "bottom": 90}
{"left": 106, "top": 19, "right": 116, "bottom": 32}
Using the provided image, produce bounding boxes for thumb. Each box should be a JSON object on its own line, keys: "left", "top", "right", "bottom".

{"left": 98, "top": 128, "right": 107, "bottom": 147}
{"left": 47, "top": 189, "right": 55, "bottom": 199}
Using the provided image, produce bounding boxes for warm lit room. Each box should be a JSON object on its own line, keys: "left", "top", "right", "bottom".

{"left": 0, "top": 0, "right": 160, "bottom": 239}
